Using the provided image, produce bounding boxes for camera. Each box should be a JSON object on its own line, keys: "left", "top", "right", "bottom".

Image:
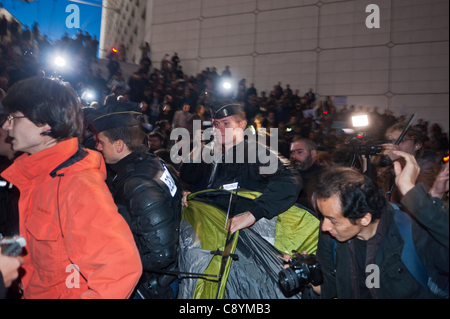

{"left": 346, "top": 135, "right": 384, "bottom": 157}
{"left": 0, "top": 236, "right": 26, "bottom": 257}
{"left": 278, "top": 251, "right": 323, "bottom": 292}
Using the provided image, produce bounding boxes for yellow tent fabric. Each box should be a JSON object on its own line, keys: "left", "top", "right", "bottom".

{"left": 182, "top": 196, "right": 239, "bottom": 299}
{"left": 274, "top": 204, "right": 320, "bottom": 256}
{"left": 182, "top": 189, "right": 319, "bottom": 299}
{"left": 202, "top": 189, "right": 320, "bottom": 256}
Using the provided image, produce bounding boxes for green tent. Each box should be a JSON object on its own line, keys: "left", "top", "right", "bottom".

{"left": 178, "top": 189, "right": 320, "bottom": 299}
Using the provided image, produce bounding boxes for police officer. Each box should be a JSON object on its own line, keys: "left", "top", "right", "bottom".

{"left": 89, "top": 102, "right": 183, "bottom": 299}
{"left": 180, "top": 99, "right": 303, "bottom": 233}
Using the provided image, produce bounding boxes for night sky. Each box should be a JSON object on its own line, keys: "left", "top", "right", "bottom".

{"left": 1, "top": 0, "right": 102, "bottom": 43}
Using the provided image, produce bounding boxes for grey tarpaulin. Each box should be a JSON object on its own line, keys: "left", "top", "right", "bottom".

{"left": 177, "top": 212, "right": 305, "bottom": 299}
{"left": 177, "top": 190, "right": 319, "bottom": 299}
{"left": 177, "top": 219, "right": 215, "bottom": 299}
{"left": 225, "top": 225, "right": 303, "bottom": 299}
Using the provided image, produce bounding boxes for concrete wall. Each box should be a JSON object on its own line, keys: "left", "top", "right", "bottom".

{"left": 100, "top": 0, "right": 449, "bottom": 132}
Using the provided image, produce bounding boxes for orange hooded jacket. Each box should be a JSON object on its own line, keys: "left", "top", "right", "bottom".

{"left": 1, "top": 138, "right": 142, "bottom": 299}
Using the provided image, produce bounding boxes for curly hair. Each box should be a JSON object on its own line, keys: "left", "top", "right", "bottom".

{"left": 314, "top": 167, "right": 387, "bottom": 224}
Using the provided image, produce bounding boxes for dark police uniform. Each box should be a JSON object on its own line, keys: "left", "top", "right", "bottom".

{"left": 180, "top": 100, "right": 302, "bottom": 221}
{"left": 90, "top": 102, "right": 183, "bottom": 299}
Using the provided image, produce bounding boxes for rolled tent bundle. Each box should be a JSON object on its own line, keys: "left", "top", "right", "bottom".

{"left": 177, "top": 189, "right": 320, "bottom": 299}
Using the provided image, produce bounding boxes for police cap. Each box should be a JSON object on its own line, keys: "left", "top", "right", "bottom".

{"left": 211, "top": 99, "right": 243, "bottom": 120}
{"left": 89, "top": 102, "right": 143, "bottom": 134}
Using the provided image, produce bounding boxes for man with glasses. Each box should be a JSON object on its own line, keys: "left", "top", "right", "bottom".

{"left": 382, "top": 124, "right": 424, "bottom": 160}
{"left": 375, "top": 123, "right": 440, "bottom": 207}
{"left": 0, "top": 77, "right": 142, "bottom": 299}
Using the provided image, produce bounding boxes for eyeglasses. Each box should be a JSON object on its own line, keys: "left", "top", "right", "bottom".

{"left": 388, "top": 138, "right": 415, "bottom": 144}
{"left": 6, "top": 114, "right": 27, "bottom": 125}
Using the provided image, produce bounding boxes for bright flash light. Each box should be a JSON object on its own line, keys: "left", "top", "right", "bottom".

{"left": 352, "top": 115, "right": 369, "bottom": 128}
{"left": 87, "top": 93, "right": 93, "bottom": 98}
{"left": 55, "top": 57, "right": 66, "bottom": 67}
{"left": 223, "top": 82, "right": 232, "bottom": 90}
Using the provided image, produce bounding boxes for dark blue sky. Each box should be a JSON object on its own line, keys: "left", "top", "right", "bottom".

{"left": 1, "top": 0, "right": 102, "bottom": 43}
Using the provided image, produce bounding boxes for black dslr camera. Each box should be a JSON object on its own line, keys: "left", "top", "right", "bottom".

{"left": 278, "top": 251, "right": 323, "bottom": 292}
{"left": 346, "top": 135, "right": 384, "bottom": 157}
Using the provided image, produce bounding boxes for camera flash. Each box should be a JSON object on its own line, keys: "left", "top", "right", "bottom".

{"left": 55, "top": 57, "right": 66, "bottom": 67}
{"left": 223, "top": 82, "right": 232, "bottom": 90}
{"left": 352, "top": 115, "right": 369, "bottom": 128}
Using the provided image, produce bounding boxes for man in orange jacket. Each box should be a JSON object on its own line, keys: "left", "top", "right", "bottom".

{"left": 0, "top": 77, "right": 142, "bottom": 299}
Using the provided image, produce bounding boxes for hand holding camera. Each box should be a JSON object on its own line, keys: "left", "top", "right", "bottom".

{"left": 392, "top": 150, "right": 421, "bottom": 195}
{"left": 279, "top": 250, "right": 323, "bottom": 293}
{"left": 381, "top": 142, "right": 401, "bottom": 161}
{"left": 0, "top": 236, "right": 25, "bottom": 289}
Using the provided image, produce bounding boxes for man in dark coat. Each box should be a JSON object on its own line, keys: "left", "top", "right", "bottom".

{"left": 90, "top": 102, "right": 183, "bottom": 299}
{"left": 290, "top": 139, "right": 323, "bottom": 214}
{"left": 310, "top": 166, "right": 448, "bottom": 299}
{"left": 180, "top": 99, "right": 303, "bottom": 233}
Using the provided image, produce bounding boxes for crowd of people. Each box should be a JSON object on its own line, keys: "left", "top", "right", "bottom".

{"left": 0, "top": 20, "right": 448, "bottom": 163}
{"left": 0, "top": 23, "right": 448, "bottom": 300}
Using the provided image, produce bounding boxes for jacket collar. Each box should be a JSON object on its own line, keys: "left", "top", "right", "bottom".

{"left": 1, "top": 138, "right": 79, "bottom": 187}
{"left": 108, "top": 146, "right": 152, "bottom": 197}
{"left": 110, "top": 146, "right": 149, "bottom": 175}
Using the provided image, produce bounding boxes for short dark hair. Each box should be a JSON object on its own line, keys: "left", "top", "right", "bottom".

{"left": 148, "top": 130, "right": 164, "bottom": 143}
{"left": 292, "top": 138, "right": 317, "bottom": 152}
{"left": 102, "top": 125, "right": 146, "bottom": 152}
{"left": 2, "top": 77, "right": 84, "bottom": 141}
{"left": 314, "top": 167, "right": 386, "bottom": 224}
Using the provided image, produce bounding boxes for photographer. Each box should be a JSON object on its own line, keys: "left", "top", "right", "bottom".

{"left": 375, "top": 123, "right": 440, "bottom": 206}
{"left": 311, "top": 166, "right": 448, "bottom": 298}
{"left": 392, "top": 150, "right": 448, "bottom": 255}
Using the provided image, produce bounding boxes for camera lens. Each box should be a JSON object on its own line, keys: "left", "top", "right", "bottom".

{"left": 278, "top": 267, "right": 300, "bottom": 292}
